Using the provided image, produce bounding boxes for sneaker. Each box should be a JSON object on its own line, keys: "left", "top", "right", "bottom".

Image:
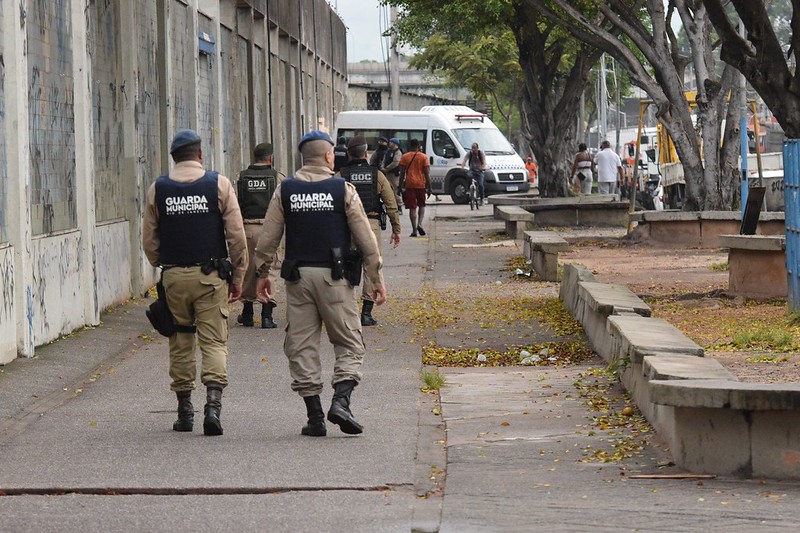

{"left": 410, "top": 232, "right": 418, "bottom": 237}
{"left": 417, "top": 226, "right": 426, "bottom": 236}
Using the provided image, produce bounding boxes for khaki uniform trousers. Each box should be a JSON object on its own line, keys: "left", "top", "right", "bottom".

{"left": 362, "top": 218, "right": 382, "bottom": 302}
{"left": 163, "top": 267, "right": 229, "bottom": 392}
{"left": 386, "top": 173, "right": 402, "bottom": 208}
{"left": 284, "top": 266, "right": 365, "bottom": 397}
{"left": 242, "top": 222, "right": 280, "bottom": 303}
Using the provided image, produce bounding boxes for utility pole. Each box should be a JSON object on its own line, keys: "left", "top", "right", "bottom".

{"left": 390, "top": 6, "right": 400, "bottom": 110}
{"left": 599, "top": 54, "right": 608, "bottom": 146}
{"left": 615, "top": 58, "right": 621, "bottom": 155}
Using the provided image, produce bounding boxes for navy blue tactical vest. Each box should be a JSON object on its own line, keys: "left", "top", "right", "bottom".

{"left": 155, "top": 171, "right": 227, "bottom": 265}
{"left": 237, "top": 165, "right": 278, "bottom": 219}
{"left": 340, "top": 160, "right": 380, "bottom": 215}
{"left": 281, "top": 177, "right": 350, "bottom": 264}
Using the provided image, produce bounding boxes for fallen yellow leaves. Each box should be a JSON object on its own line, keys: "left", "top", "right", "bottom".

{"left": 422, "top": 342, "right": 593, "bottom": 368}
{"left": 574, "top": 367, "right": 653, "bottom": 464}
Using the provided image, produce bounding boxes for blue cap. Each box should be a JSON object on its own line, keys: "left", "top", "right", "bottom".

{"left": 298, "top": 130, "right": 334, "bottom": 151}
{"left": 170, "top": 129, "right": 202, "bottom": 154}
{"left": 389, "top": 137, "right": 400, "bottom": 145}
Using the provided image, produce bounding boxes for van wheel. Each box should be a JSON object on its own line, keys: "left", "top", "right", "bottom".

{"left": 450, "top": 177, "right": 469, "bottom": 205}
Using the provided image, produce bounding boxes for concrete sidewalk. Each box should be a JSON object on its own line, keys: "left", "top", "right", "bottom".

{"left": 0, "top": 216, "right": 431, "bottom": 531}
{"left": 3, "top": 200, "right": 800, "bottom": 532}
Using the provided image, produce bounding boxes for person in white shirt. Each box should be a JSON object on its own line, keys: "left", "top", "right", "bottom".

{"left": 593, "top": 140, "right": 624, "bottom": 195}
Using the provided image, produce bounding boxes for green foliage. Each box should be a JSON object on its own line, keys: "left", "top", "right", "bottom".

{"left": 709, "top": 261, "right": 730, "bottom": 271}
{"left": 730, "top": 328, "right": 796, "bottom": 351}
{"left": 410, "top": 31, "right": 521, "bottom": 101}
{"left": 420, "top": 368, "right": 446, "bottom": 391}
{"left": 384, "top": 0, "right": 513, "bottom": 45}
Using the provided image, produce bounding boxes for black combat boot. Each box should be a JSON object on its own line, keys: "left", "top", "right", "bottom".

{"left": 261, "top": 301, "right": 277, "bottom": 329}
{"left": 237, "top": 301, "right": 254, "bottom": 327}
{"left": 327, "top": 380, "right": 363, "bottom": 435}
{"left": 173, "top": 391, "right": 193, "bottom": 432}
{"left": 301, "top": 395, "right": 327, "bottom": 437}
{"left": 203, "top": 384, "right": 223, "bottom": 436}
{"left": 360, "top": 300, "right": 377, "bottom": 327}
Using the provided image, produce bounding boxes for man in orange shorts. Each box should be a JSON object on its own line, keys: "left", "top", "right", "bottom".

{"left": 398, "top": 138, "right": 432, "bottom": 237}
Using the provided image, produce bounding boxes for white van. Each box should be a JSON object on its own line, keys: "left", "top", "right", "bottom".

{"left": 335, "top": 106, "right": 529, "bottom": 204}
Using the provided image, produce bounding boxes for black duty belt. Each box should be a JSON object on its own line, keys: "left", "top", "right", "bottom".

{"left": 162, "top": 263, "right": 206, "bottom": 269}
{"left": 296, "top": 261, "right": 333, "bottom": 268}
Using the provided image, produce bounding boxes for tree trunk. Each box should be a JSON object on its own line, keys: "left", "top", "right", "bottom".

{"left": 511, "top": 5, "right": 601, "bottom": 197}
{"left": 525, "top": 0, "right": 743, "bottom": 211}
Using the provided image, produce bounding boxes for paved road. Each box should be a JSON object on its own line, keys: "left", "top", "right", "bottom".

{"left": 2, "top": 199, "right": 800, "bottom": 532}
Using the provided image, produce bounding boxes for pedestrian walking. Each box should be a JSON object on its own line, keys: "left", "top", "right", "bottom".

{"left": 460, "top": 142, "right": 487, "bottom": 205}
{"left": 339, "top": 134, "right": 401, "bottom": 327}
{"left": 399, "top": 138, "right": 432, "bottom": 237}
{"left": 254, "top": 130, "right": 386, "bottom": 437}
{"left": 594, "top": 140, "right": 623, "bottom": 195}
{"left": 143, "top": 129, "right": 248, "bottom": 436}
{"left": 235, "top": 142, "right": 282, "bottom": 329}
{"left": 571, "top": 143, "right": 595, "bottom": 195}
{"left": 525, "top": 156, "right": 538, "bottom": 187}
{"left": 381, "top": 137, "right": 404, "bottom": 213}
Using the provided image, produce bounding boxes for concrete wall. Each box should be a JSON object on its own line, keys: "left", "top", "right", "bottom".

{"left": 0, "top": 0, "right": 347, "bottom": 364}
{"left": 344, "top": 85, "right": 458, "bottom": 113}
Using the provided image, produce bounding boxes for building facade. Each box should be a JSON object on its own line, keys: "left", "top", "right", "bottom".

{"left": 0, "top": 0, "right": 347, "bottom": 363}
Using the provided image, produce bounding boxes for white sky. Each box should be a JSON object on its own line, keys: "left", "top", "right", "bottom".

{"left": 328, "top": 0, "right": 391, "bottom": 63}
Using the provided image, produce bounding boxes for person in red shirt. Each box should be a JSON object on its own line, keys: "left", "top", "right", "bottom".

{"left": 398, "top": 139, "right": 432, "bottom": 237}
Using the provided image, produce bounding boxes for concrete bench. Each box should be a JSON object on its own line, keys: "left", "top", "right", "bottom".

{"left": 489, "top": 194, "right": 628, "bottom": 227}
{"left": 643, "top": 354, "right": 736, "bottom": 381}
{"left": 570, "top": 282, "right": 650, "bottom": 359}
{"left": 648, "top": 379, "right": 800, "bottom": 478}
{"left": 495, "top": 205, "right": 535, "bottom": 239}
{"left": 559, "top": 267, "right": 800, "bottom": 479}
{"left": 719, "top": 234, "right": 786, "bottom": 299}
{"left": 523, "top": 231, "right": 569, "bottom": 281}
{"left": 606, "top": 315, "right": 703, "bottom": 364}
{"left": 629, "top": 210, "right": 785, "bottom": 247}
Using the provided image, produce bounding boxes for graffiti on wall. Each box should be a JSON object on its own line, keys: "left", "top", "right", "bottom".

{"left": 28, "top": 0, "right": 77, "bottom": 235}
{"left": 88, "top": 0, "right": 125, "bottom": 223}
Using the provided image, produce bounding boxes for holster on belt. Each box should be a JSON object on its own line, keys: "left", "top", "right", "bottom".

{"left": 146, "top": 272, "right": 197, "bottom": 337}
{"left": 280, "top": 258, "right": 301, "bottom": 281}
{"left": 379, "top": 203, "right": 387, "bottom": 231}
{"left": 343, "top": 249, "right": 363, "bottom": 286}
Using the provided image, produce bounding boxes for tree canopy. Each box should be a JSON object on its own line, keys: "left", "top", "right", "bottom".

{"left": 702, "top": 0, "right": 800, "bottom": 138}
{"left": 385, "top": 0, "right": 606, "bottom": 197}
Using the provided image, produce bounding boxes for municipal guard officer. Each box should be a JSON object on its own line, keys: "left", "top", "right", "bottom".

{"left": 338, "top": 134, "right": 401, "bottom": 326}
{"left": 333, "top": 136, "right": 348, "bottom": 173}
{"left": 254, "top": 130, "right": 385, "bottom": 437}
{"left": 236, "top": 142, "right": 281, "bottom": 329}
{"left": 381, "top": 137, "right": 404, "bottom": 213}
{"left": 143, "top": 129, "right": 248, "bottom": 437}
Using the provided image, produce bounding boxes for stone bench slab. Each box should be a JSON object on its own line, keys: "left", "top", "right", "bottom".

{"left": 719, "top": 234, "right": 786, "bottom": 251}
{"left": 577, "top": 282, "right": 651, "bottom": 318}
{"left": 607, "top": 315, "right": 703, "bottom": 362}
{"left": 524, "top": 231, "right": 569, "bottom": 253}
{"left": 643, "top": 354, "right": 738, "bottom": 381}
{"left": 650, "top": 379, "right": 800, "bottom": 410}
{"left": 495, "top": 205, "right": 535, "bottom": 221}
